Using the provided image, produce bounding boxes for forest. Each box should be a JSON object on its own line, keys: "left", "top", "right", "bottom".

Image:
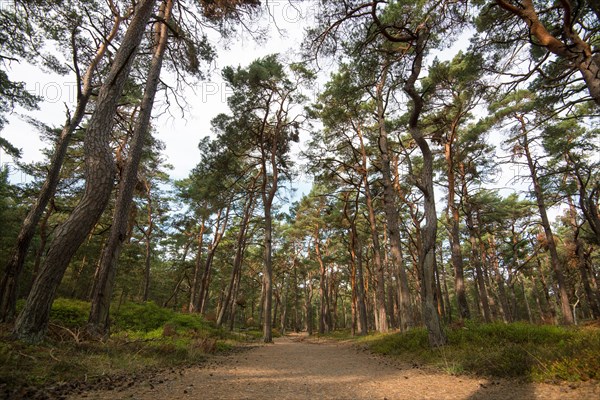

{"left": 1, "top": 0, "right": 600, "bottom": 393}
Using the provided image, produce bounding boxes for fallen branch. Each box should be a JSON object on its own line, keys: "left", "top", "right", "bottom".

{"left": 49, "top": 322, "right": 82, "bottom": 343}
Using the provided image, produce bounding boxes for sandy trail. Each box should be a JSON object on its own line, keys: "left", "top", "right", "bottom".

{"left": 73, "top": 335, "right": 599, "bottom": 400}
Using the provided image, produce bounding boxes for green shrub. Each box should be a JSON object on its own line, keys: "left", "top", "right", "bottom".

{"left": 361, "top": 329, "right": 430, "bottom": 356}
{"left": 48, "top": 298, "right": 90, "bottom": 328}
{"left": 360, "top": 322, "right": 600, "bottom": 382}
{"left": 112, "top": 301, "right": 173, "bottom": 332}
{"left": 166, "top": 313, "right": 207, "bottom": 332}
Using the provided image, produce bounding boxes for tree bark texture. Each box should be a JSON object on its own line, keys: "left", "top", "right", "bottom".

{"left": 87, "top": 0, "right": 172, "bottom": 334}
{"left": 375, "top": 60, "right": 413, "bottom": 331}
{"left": 13, "top": 0, "right": 156, "bottom": 343}
{"left": 404, "top": 31, "right": 447, "bottom": 347}
{"left": 0, "top": 14, "right": 122, "bottom": 322}
{"left": 494, "top": 0, "right": 600, "bottom": 105}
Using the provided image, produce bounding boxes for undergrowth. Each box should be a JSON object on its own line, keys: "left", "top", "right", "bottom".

{"left": 1, "top": 299, "right": 256, "bottom": 392}
{"left": 349, "top": 321, "right": 600, "bottom": 382}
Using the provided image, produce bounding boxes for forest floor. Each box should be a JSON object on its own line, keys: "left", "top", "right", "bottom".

{"left": 69, "top": 333, "right": 600, "bottom": 400}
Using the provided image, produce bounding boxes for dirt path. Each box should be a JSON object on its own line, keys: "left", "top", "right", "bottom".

{"left": 73, "top": 335, "right": 599, "bottom": 400}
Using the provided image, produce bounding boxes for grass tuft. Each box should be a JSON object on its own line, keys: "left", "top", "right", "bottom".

{"left": 1, "top": 299, "right": 256, "bottom": 395}
{"left": 343, "top": 321, "right": 600, "bottom": 382}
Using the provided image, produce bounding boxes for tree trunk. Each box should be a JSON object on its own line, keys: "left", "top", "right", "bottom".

{"left": 495, "top": 0, "right": 600, "bottom": 105}
{"left": 304, "top": 273, "right": 313, "bottom": 335}
{"left": 0, "top": 14, "right": 122, "bottom": 323}
{"left": 262, "top": 203, "right": 273, "bottom": 343}
{"left": 521, "top": 278, "right": 534, "bottom": 324}
{"left": 142, "top": 182, "right": 154, "bottom": 302}
{"left": 568, "top": 197, "right": 600, "bottom": 319}
{"left": 354, "top": 230, "right": 368, "bottom": 335}
{"left": 342, "top": 188, "right": 368, "bottom": 335}
{"left": 261, "top": 153, "right": 276, "bottom": 343}
{"left": 356, "top": 126, "right": 388, "bottom": 333}
{"left": 87, "top": 0, "right": 171, "bottom": 334}
{"left": 198, "top": 206, "right": 230, "bottom": 314}
{"left": 466, "top": 214, "right": 492, "bottom": 323}
{"left": 314, "top": 225, "right": 330, "bottom": 334}
{"left": 520, "top": 126, "right": 574, "bottom": 324}
{"left": 488, "top": 235, "right": 512, "bottom": 322}
{"left": 434, "top": 255, "right": 445, "bottom": 322}
{"left": 31, "top": 203, "right": 53, "bottom": 280}
{"left": 189, "top": 218, "right": 206, "bottom": 313}
{"left": 440, "top": 251, "right": 453, "bottom": 323}
{"left": 375, "top": 60, "right": 412, "bottom": 331}
{"left": 13, "top": 0, "right": 156, "bottom": 343}
{"left": 217, "top": 188, "right": 255, "bottom": 326}
{"left": 404, "top": 31, "right": 447, "bottom": 347}
{"left": 293, "top": 250, "right": 301, "bottom": 332}
{"left": 537, "top": 260, "right": 557, "bottom": 324}
{"left": 444, "top": 140, "right": 470, "bottom": 321}
{"left": 228, "top": 261, "right": 243, "bottom": 331}
{"left": 280, "top": 269, "right": 289, "bottom": 334}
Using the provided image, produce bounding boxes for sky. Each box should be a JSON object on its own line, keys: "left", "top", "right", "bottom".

{"left": 0, "top": 1, "right": 317, "bottom": 191}
{"left": 0, "top": 1, "right": 538, "bottom": 212}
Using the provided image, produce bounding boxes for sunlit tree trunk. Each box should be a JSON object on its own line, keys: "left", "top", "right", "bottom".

{"left": 494, "top": 0, "right": 600, "bottom": 105}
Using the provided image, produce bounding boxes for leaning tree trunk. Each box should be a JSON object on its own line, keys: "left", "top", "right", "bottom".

{"left": 0, "top": 15, "right": 122, "bottom": 323}
{"left": 87, "top": 0, "right": 172, "bottom": 335}
{"left": 13, "top": 0, "right": 156, "bottom": 343}
{"left": 404, "top": 31, "right": 447, "bottom": 347}
{"left": 198, "top": 206, "right": 230, "bottom": 314}
{"left": 494, "top": 0, "right": 600, "bottom": 106}
{"left": 519, "top": 126, "right": 574, "bottom": 325}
